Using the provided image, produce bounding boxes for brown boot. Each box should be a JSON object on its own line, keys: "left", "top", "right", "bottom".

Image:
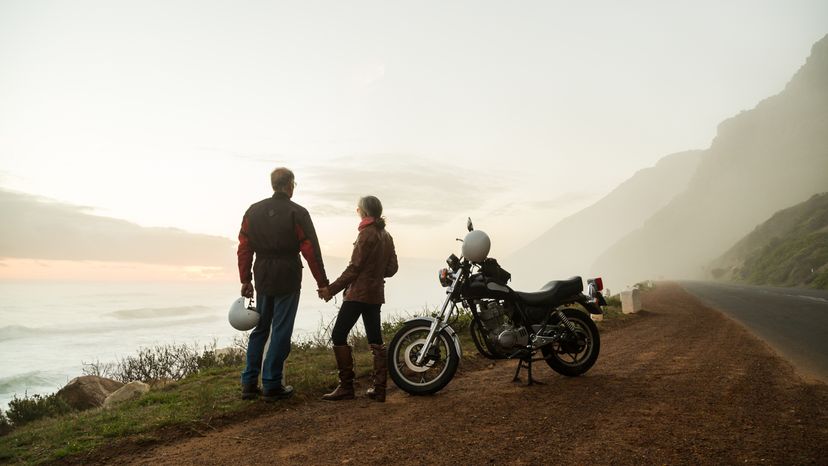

{"left": 322, "top": 345, "right": 355, "bottom": 401}
{"left": 366, "top": 344, "right": 387, "bottom": 402}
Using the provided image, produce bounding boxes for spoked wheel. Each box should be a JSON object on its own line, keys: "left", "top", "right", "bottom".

{"left": 541, "top": 308, "right": 600, "bottom": 376}
{"left": 388, "top": 319, "right": 460, "bottom": 395}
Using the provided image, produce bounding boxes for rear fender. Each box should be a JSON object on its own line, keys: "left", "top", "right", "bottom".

{"left": 576, "top": 295, "right": 604, "bottom": 315}
{"left": 404, "top": 317, "right": 463, "bottom": 358}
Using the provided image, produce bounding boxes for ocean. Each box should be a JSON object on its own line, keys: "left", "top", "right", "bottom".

{"left": 0, "top": 266, "right": 441, "bottom": 410}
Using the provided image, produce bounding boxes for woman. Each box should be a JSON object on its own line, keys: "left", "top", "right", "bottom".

{"left": 319, "top": 195, "right": 398, "bottom": 402}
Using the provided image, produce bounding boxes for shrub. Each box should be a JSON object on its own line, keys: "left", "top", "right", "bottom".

{"left": 6, "top": 393, "right": 72, "bottom": 427}
{"left": 604, "top": 294, "right": 622, "bottom": 308}
{"left": 293, "top": 317, "right": 335, "bottom": 351}
{"left": 633, "top": 281, "right": 656, "bottom": 291}
{"left": 0, "top": 409, "right": 11, "bottom": 436}
{"left": 83, "top": 344, "right": 201, "bottom": 384}
{"left": 81, "top": 359, "right": 118, "bottom": 379}
{"left": 380, "top": 316, "right": 407, "bottom": 337}
{"left": 196, "top": 340, "right": 246, "bottom": 371}
{"left": 710, "top": 268, "right": 726, "bottom": 280}
{"left": 84, "top": 336, "right": 252, "bottom": 383}
{"left": 445, "top": 305, "right": 473, "bottom": 333}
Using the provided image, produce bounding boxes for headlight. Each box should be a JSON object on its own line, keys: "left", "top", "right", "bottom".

{"left": 446, "top": 254, "right": 461, "bottom": 272}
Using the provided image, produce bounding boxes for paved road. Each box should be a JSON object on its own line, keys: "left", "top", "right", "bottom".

{"left": 681, "top": 281, "right": 828, "bottom": 382}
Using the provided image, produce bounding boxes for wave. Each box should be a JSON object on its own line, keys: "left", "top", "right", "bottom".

{"left": 0, "top": 370, "right": 65, "bottom": 396}
{"left": 0, "top": 313, "right": 221, "bottom": 342}
{"left": 108, "top": 305, "right": 212, "bottom": 320}
{"left": 0, "top": 325, "right": 40, "bottom": 342}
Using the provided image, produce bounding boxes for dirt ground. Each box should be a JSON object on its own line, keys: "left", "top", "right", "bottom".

{"left": 96, "top": 283, "right": 828, "bottom": 465}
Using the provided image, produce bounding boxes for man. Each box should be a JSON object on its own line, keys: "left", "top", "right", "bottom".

{"left": 237, "top": 167, "right": 329, "bottom": 401}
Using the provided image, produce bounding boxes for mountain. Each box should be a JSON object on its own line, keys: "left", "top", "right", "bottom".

{"left": 591, "top": 34, "right": 828, "bottom": 288}
{"left": 710, "top": 193, "right": 828, "bottom": 289}
{"left": 508, "top": 150, "right": 702, "bottom": 290}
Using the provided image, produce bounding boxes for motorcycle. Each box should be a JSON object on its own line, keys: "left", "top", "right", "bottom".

{"left": 388, "top": 218, "right": 607, "bottom": 395}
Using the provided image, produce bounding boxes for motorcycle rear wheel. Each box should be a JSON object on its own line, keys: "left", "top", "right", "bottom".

{"left": 541, "top": 308, "right": 600, "bottom": 377}
{"left": 388, "top": 319, "right": 460, "bottom": 395}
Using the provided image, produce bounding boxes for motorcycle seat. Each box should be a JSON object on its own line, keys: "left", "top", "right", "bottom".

{"left": 514, "top": 276, "right": 583, "bottom": 306}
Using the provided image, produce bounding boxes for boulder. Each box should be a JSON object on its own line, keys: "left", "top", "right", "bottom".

{"left": 103, "top": 381, "right": 150, "bottom": 408}
{"left": 57, "top": 375, "right": 123, "bottom": 410}
{"left": 215, "top": 347, "right": 244, "bottom": 358}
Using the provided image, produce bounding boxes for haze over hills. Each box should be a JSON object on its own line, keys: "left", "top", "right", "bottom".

{"left": 0, "top": 188, "right": 234, "bottom": 267}
{"left": 508, "top": 150, "right": 702, "bottom": 290}
{"left": 592, "top": 34, "right": 828, "bottom": 287}
{"left": 710, "top": 192, "right": 828, "bottom": 289}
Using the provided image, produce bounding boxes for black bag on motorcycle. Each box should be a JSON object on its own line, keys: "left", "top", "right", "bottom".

{"left": 481, "top": 258, "right": 511, "bottom": 285}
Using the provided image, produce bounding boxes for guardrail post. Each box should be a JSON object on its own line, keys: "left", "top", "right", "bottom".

{"left": 620, "top": 289, "right": 642, "bottom": 314}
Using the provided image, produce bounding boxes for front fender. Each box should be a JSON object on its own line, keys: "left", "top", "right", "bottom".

{"left": 403, "top": 316, "right": 463, "bottom": 359}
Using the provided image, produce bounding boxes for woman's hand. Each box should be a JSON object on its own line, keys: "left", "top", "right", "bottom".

{"left": 318, "top": 287, "right": 333, "bottom": 302}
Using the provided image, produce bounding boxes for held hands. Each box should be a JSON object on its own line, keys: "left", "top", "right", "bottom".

{"left": 241, "top": 282, "right": 254, "bottom": 299}
{"left": 317, "top": 287, "right": 333, "bottom": 302}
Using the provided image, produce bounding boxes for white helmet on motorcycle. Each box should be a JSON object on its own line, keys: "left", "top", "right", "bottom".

{"left": 228, "top": 297, "right": 259, "bottom": 331}
{"left": 462, "top": 230, "right": 491, "bottom": 263}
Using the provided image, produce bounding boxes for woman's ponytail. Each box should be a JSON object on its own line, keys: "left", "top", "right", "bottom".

{"left": 358, "top": 195, "right": 386, "bottom": 229}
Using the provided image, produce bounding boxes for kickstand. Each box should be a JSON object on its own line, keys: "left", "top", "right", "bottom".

{"left": 512, "top": 356, "right": 544, "bottom": 386}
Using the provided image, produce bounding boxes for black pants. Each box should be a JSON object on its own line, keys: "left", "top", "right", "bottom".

{"left": 331, "top": 301, "right": 383, "bottom": 346}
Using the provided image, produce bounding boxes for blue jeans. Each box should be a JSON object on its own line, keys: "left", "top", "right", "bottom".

{"left": 241, "top": 290, "right": 300, "bottom": 391}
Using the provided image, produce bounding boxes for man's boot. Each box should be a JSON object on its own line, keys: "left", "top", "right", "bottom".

{"left": 366, "top": 344, "right": 387, "bottom": 402}
{"left": 321, "top": 345, "right": 355, "bottom": 401}
{"left": 241, "top": 383, "right": 261, "bottom": 400}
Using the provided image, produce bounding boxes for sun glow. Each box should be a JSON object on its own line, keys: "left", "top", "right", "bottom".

{"left": 0, "top": 258, "right": 232, "bottom": 282}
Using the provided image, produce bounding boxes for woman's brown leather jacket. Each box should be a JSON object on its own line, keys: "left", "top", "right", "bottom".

{"left": 328, "top": 219, "right": 398, "bottom": 304}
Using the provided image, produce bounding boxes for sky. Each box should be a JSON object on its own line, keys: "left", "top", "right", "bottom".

{"left": 1, "top": 0, "right": 827, "bottom": 281}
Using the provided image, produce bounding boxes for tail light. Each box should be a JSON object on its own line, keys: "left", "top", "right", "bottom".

{"left": 587, "top": 277, "right": 605, "bottom": 305}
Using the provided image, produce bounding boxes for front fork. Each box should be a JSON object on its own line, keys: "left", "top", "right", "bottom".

{"left": 414, "top": 272, "right": 462, "bottom": 366}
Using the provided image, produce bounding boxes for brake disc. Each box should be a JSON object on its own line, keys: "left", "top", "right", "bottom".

{"left": 403, "top": 339, "right": 435, "bottom": 373}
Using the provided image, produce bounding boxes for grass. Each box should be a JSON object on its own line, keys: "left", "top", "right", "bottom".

{"left": 0, "top": 302, "right": 627, "bottom": 465}
{"left": 0, "top": 315, "right": 434, "bottom": 465}
{"left": 737, "top": 232, "right": 828, "bottom": 289}
{"left": 0, "top": 366, "right": 244, "bottom": 463}
{"left": 0, "top": 340, "right": 397, "bottom": 464}
{"left": 714, "top": 193, "right": 828, "bottom": 290}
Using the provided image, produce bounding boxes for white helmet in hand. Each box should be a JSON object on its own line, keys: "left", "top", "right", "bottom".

{"left": 462, "top": 230, "right": 491, "bottom": 263}
{"left": 229, "top": 297, "right": 259, "bottom": 331}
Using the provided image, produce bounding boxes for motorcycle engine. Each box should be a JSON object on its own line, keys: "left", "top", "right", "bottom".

{"left": 476, "top": 300, "right": 528, "bottom": 351}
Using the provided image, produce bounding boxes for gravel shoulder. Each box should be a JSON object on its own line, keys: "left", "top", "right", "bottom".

{"left": 96, "top": 283, "right": 828, "bottom": 465}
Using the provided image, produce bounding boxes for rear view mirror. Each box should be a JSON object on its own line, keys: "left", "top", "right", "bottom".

{"left": 467, "top": 217, "right": 474, "bottom": 231}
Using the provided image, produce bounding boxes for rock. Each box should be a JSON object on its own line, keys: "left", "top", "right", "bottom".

{"left": 214, "top": 347, "right": 243, "bottom": 357}
{"left": 621, "top": 289, "right": 642, "bottom": 314}
{"left": 104, "top": 381, "right": 151, "bottom": 408}
{"left": 214, "top": 346, "right": 245, "bottom": 365}
{"left": 57, "top": 375, "right": 124, "bottom": 410}
{"left": 590, "top": 313, "right": 604, "bottom": 322}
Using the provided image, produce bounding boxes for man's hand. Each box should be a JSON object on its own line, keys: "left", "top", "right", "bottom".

{"left": 317, "top": 287, "right": 333, "bottom": 302}
{"left": 241, "top": 282, "right": 254, "bottom": 298}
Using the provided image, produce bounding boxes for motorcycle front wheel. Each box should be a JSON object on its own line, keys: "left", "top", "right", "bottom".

{"left": 541, "top": 308, "right": 600, "bottom": 377}
{"left": 388, "top": 319, "right": 460, "bottom": 395}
